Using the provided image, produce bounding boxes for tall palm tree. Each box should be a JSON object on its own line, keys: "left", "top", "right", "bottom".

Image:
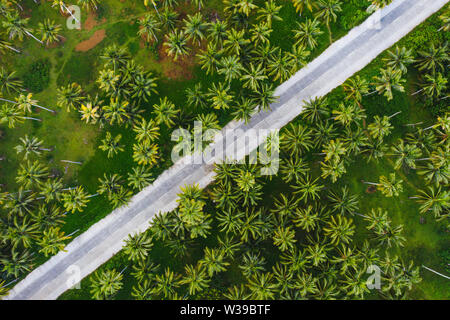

{"left": 293, "top": 174, "right": 323, "bottom": 203}
{"left": 38, "top": 19, "right": 62, "bottom": 45}
{"left": 416, "top": 42, "right": 448, "bottom": 75}
{"left": 257, "top": 0, "right": 282, "bottom": 27}
{"left": 152, "top": 97, "right": 179, "bottom": 127}
{"left": 343, "top": 75, "right": 369, "bottom": 103}
{"left": 328, "top": 186, "right": 359, "bottom": 216}
{"left": 103, "top": 98, "right": 130, "bottom": 125}
{"left": 90, "top": 269, "right": 123, "bottom": 300}
{"left": 138, "top": 13, "right": 161, "bottom": 42}
{"left": 218, "top": 55, "right": 243, "bottom": 83}
{"left": 152, "top": 267, "right": 181, "bottom": 298}
{"left": 132, "top": 140, "right": 159, "bottom": 166}
{"left": 62, "top": 186, "right": 90, "bottom": 213}
{"left": 127, "top": 166, "right": 154, "bottom": 191}
{"left": 0, "top": 68, "right": 23, "bottom": 94}
{"left": 131, "top": 72, "right": 158, "bottom": 102}
{"left": 367, "top": 115, "right": 393, "bottom": 141}
{"left": 164, "top": 30, "right": 190, "bottom": 61}
{"left": 293, "top": 18, "right": 323, "bottom": 50}
{"left": 183, "top": 12, "right": 207, "bottom": 46}
{"left": 364, "top": 173, "right": 403, "bottom": 197}
{"left": 38, "top": 227, "right": 71, "bottom": 257}
{"left": 281, "top": 123, "right": 313, "bottom": 157}
{"left": 2, "top": 12, "right": 42, "bottom": 43}
{"left": 223, "top": 28, "right": 249, "bottom": 56}
{"left": 0, "top": 37, "right": 20, "bottom": 53}
{"left": 415, "top": 186, "right": 449, "bottom": 219}
{"left": 101, "top": 45, "right": 130, "bottom": 73}
{"left": 179, "top": 264, "right": 210, "bottom": 295}
{"left": 199, "top": 247, "right": 230, "bottom": 277}
{"left": 241, "top": 63, "right": 267, "bottom": 91}
{"left": 208, "top": 19, "right": 228, "bottom": 48}
{"left": 390, "top": 139, "right": 422, "bottom": 170}
{"left": 124, "top": 232, "right": 153, "bottom": 262}
{"left": 372, "top": 67, "right": 405, "bottom": 101}
{"left": 57, "top": 83, "right": 84, "bottom": 112}
{"left": 16, "top": 160, "right": 49, "bottom": 189}
{"left": 0, "top": 249, "right": 34, "bottom": 278}
{"left": 4, "top": 188, "right": 36, "bottom": 217}
{"left": 383, "top": 46, "right": 415, "bottom": 74}
{"left": 15, "top": 135, "right": 51, "bottom": 160}
{"left": 246, "top": 272, "right": 277, "bottom": 300}
{"left": 292, "top": 0, "right": 318, "bottom": 15}
{"left": 273, "top": 226, "right": 297, "bottom": 252}
{"left": 99, "top": 132, "right": 124, "bottom": 158}
{"left": 208, "top": 82, "right": 233, "bottom": 110}
{"left": 79, "top": 102, "right": 100, "bottom": 124}
{"left": 315, "top": 0, "right": 342, "bottom": 44}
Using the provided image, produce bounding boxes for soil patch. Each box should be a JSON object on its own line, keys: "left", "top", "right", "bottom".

{"left": 75, "top": 29, "right": 106, "bottom": 52}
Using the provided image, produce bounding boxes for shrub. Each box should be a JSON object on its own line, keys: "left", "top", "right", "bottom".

{"left": 23, "top": 59, "right": 51, "bottom": 93}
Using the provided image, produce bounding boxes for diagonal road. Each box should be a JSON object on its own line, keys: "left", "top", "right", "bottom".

{"left": 5, "top": 0, "right": 448, "bottom": 300}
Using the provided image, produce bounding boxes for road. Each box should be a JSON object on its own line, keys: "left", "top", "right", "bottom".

{"left": 5, "top": 0, "right": 448, "bottom": 300}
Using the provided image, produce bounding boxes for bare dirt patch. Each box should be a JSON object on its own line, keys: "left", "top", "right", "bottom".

{"left": 75, "top": 29, "right": 106, "bottom": 52}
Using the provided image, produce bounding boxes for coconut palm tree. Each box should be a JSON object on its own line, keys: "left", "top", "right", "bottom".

{"left": 132, "top": 140, "right": 159, "bottom": 166}
{"left": 241, "top": 63, "right": 267, "bottom": 91}
{"left": 207, "top": 82, "right": 233, "bottom": 110}
{"left": 15, "top": 135, "right": 51, "bottom": 160}
{"left": 152, "top": 267, "right": 181, "bottom": 299}
{"left": 127, "top": 166, "right": 154, "bottom": 191}
{"left": 90, "top": 269, "right": 123, "bottom": 300}
{"left": 5, "top": 216, "right": 39, "bottom": 249}
{"left": 62, "top": 186, "right": 90, "bottom": 213}
{"left": 185, "top": 83, "right": 208, "bottom": 109}
{"left": 332, "top": 102, "right": 366, "bottom": 127}
{"left": 368, "top": 0, "right": 393, "bottom": 12}
{"left": 252, "top": 82, "right": 277, "bottom": 111}
{"left": 0, "top": 249, "right": 34, "bottom": 278}
{"left": 268, "top": 48, "right": 293, "bottom": 82}
{"left": 79, "top": 102, "right": 100, "bottom": 124}
{"left": 99, "top": 132, "right": 124, "bottom": 158}
{"left": 420, "top": 72, "right": 448, "bottom": 100}
{"left": 103, "top": 98, "right": 129, "bottom": 125}
{"left": 247, "top": 272, "right": 277, "bottom": 299}
{"left": 273, "top": 226, "right": 297, "bottom": 252}
{"left": 415, "top": 186, "right": 449, "bottom": 219}
{"left": 183, "top": 12, "right": 207, "bottom": 45}
{"left": 208, "top": 19, "right": 228, "bottom": 48}
{"left": 4, "top": 188, "right": 35, "bottom": 217}
{"left": 301, "top": 96, "right": 329, "bottom": 123}
{"left": 239, "top": 251, "right": 266, "bottom": 278}
{"left": 77, "top": 0, "right": 100, "bottom": 11}
{"left": 199, "top": 247, "right": 230, "bottom": 277}
{"left": 343, "top": 75, "right": 369, "bottom": 103}
{"left": 2, "top": 12, "right": 42, "bottom": 43}
{"left": 372, "top": 67, "right": 405, "bottom": 101}
{"left": 152, "top": 96, "right": 179, "bottom": 127}
{"left": 231, "top": 97, "right": 256, "bottom": 124}
{"left": 16, "top": 160, "right": 48, "bottom": 189}
{"left": 416, "top": 42, "right": 449, "bottom": 74}
{"left": 292, "top": 0, "right": 318, "bottom": 15}
{"left": 367, "top": 115, "right": 393, "bottom": 141}
{"left": 328, "top": 186, "right": 359, "bottom": 216}
{"left": 281, "top": 123, "right": 313, "bottom": 157}
{"left": 250, "top": 22, "right": 272, "bottom": 45}
{"left": 37, "top": 227, "right": 70, "bottom": 257}
{"left": 320, "top": 158, "right": 346, "bottom": 183}
{"left": 138, "top": 13, "right": 161, "bottom": 42}
{"left": 38, "top": 19, "right": 62, "bottom": 45}
{"left": 57, "top": 83, "right": 84, "bottom": 112}
{"left": 179, "top": 264, "right": 210, "bottom": 295}
{"left": 439, "top": 10, "right": 450, "bottom": 31}
{"left": 124, "top": 232, "right": 153, "bottom": 262}
{"left": 101, "top": 45, "right": 130, "bottom": 73}
{"left": 164, "top": 30, "right": 190, "bottom": 61}
{"left": 364, "top": 173, "right": 403, "bottom": 197}
{"left": 293, "top": 174, "right": 323, "bottom": 203}
{"left": 0, "top": 37, "right": 20, "bottom": 53}
{"left": 130, "top": 72, "right": 158, "bottom": 102}
{"left": 315, "top": 0, "right": 342, "bottom": 44}
{"left": 257, "top": 0, "right": 282, "bottom": 27}
{"left": 383, "top": 46, "right": 415, "bottom": 74}
{"left": 390, "top": 139, "right": 422, "bottom": 170}
{"left": 223, "top": 28, "right": 249, "bottom": 56}
{"left": 293, "top": 18, "right": 323, "bottom": 50}
{"left": 0, "top": 68, "right": 22, "bottom": 94}
{"left": 38, "top": 178, "right": 64, "bottom": 203}
{"left": 218, "top": 55, "right": 243, "bottom": 83}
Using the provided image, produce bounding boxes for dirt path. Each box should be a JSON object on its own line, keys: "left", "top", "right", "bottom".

{"left": 75, "top": 29, "right": 106, "bottom": 52}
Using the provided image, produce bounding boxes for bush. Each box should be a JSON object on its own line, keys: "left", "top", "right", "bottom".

{"left": 23, "top": 59, "right": 51, "bottom": 93}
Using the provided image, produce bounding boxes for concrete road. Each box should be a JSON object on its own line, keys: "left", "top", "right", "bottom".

{"left": 5, "top": 0, "right": 448, "bottom": 300}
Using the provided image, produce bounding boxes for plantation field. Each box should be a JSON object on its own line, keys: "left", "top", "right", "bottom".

{"left": 0, "top": 0, "right": 448, "bottom": 300}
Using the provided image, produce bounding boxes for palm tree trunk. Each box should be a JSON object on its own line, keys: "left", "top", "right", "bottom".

{"left": 0, "top": 97, "right": 16, "bottom": 104}
{"left": 422, "top": 265, "right": 450, "bottom": 280}
{"left": 33, "top": 104, "right": 55, "bottom": 113}
{"left": 62, "top": 3, "right": 80, "bottom": 24}
{"left": 412, "top": 88, "right": 424, "bottom": 96}
{"left": 67, "top": 229, "right": 80, "bottom": 237}
{"left": 388, "top": 111, "right": 402, "bottom": 119}
{"left": 23, "top": 116, "right": 41, "bottom": 122}
{"left": 5, "top": 45, "right": 20, "bottom": 53}
{"left": 327, "top": 23, "right": 332, "bottom": 44}
{"left": 363, "top": 181, "right": 379, "bottom": 185}
{"left": 24, "top": 30, "right": 43, "bottom": 44}
{"left": 61, "top": 160, "right": 83, "bottom": 165}
{"left": 403, "top": 122, "right": 423, "bottom": 127}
